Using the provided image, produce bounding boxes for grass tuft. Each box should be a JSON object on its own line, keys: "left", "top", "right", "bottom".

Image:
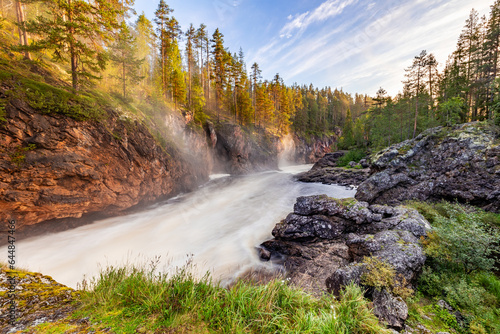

{"left": 75, "top": 264, "right": 389, "bottom": 333}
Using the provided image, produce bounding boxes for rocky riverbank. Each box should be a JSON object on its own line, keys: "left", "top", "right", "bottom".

{"left": 296, "top": 151, "right": 370, "bottom": 187}
{"left": 260, "top": 195, "right": 430, "bottom": 329}
{"left": 0, "top": 97, "right": 212, "bottom": 229}
{"left": 356, "top": 122, "right": 500, "bottom": 213}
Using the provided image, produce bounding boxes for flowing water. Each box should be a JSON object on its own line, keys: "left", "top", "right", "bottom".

{"left": 11, "top": 165, "right": 355, "bottom": 288}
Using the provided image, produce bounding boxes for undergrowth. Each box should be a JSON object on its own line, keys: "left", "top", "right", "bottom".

{"left": 74, "top": 264, "right": 389, "bottom": 334}
{"left": 406, "top": 201, "right": 500, "bottom": 334}
{"left": 337, "top": 149, "right": 366, "bottom": 167}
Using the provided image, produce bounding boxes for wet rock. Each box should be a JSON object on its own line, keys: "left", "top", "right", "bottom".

{"left": 356, "top": 122, "right": 500, "bottom": 213}
{"left": 258, "top": 247, "right": 271, "bottom": 261}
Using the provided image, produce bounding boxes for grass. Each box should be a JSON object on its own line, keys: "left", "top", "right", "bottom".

{"left": 73, "top": 264, "right": 389, "bottom": 334}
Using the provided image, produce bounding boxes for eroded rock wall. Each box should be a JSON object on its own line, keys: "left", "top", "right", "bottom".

{"left": 0, "top": 99, "right": 209, "bottom": 228}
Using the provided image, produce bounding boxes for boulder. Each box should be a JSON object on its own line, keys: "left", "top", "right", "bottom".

{"left": 260, "top": 195, "right": 430, "bottom": 327}
{"left": 356, "top": 122, "right": 500, "bottom": 213}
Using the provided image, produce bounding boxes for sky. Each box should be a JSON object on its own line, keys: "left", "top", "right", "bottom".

{"left": 133, "top": 0, "right": 494, "bottom": 97}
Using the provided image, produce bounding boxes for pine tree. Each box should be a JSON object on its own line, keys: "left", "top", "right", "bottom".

{"left": 185, "top": 23, "right": 196, "bottom": 108}
{"left": 110, "top": 23, "right": 143, "bottom": 99}
{"left": 404, "top": 50, "right": 428, "bottom": 138}
{"left": 134, "top": 13, "right": 155, "bottom": 96}
{"left": 23, "top": 0, "right": 122, "bottom": 91}
{"left": 211, "top": 28, "right": 227, "bottom": 122}
{"left": 154, "top": 0, "right": 173, "bottom": 99}
{"left": 15, "top": 0, "right": 30, "bottom": 60}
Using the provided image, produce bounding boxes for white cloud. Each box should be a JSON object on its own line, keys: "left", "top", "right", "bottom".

{"left": 250, "top": 0, "right": 493, "bottom": 96}
{"left": 280, "top": 0, "right": 358, "bottom": 38}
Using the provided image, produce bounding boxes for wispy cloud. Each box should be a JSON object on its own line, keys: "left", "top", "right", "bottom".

{"left": 280, "top": 0, "right": 358, "bottom": 38}
{"left": 249, "top": 0, "right": 492, "bottom": 95}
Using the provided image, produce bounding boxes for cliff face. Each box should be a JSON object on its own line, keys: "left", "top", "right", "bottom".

{"left": 0, "top": 99, "right": 209, "bottom": 228}
{"left": 356, "top": 122, "right": 500, "bottom": 212}
{"left": 293, "top": 135, "right": 336, "bottom": 164}
{"left": 211, "top": 123, "right": 280, "bottom": 174}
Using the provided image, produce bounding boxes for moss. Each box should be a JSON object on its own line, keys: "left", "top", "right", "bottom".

{"left": 398, "top": 144, "right": 412, "bottom": 155}
{"left": 361, "top": 257, "right": 413, "bottom": 300}
{"left": 8, "top": 143, "right": 37, "bottom": 166}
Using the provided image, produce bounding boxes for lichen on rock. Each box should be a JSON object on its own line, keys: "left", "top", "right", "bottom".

{"left": 260, "top": 195, "right": 431, "bottom": 330}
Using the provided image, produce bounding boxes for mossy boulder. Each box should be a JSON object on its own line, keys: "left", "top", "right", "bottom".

{"left": 357, "top": 122, "right": 500, "bottom": 213}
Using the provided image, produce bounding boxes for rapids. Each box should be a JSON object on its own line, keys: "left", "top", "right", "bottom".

{"left": 11, "top": 165, "right": 355, "bottom": 288}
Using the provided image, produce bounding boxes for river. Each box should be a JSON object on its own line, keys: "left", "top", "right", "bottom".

{"left": 11, "top": 165, "right": 356, "bottom": 288}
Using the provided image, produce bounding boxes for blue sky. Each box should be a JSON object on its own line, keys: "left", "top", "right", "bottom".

{"left": 134, "top": 0, "right": 493, "bottom": 96}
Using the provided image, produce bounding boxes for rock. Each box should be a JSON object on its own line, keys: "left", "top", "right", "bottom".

{"left": 311, "top": 152, "right": 345, "bottom": 169}
{"left": 0, "top": 98, "right": 211, "bottom": 229}
{"left": 261, "top": 195, "right": 431, "bottom": 326}
{"left": 437, "top": 300, "right": 466, "bottom": 328}
{"left": 292, "top": 135, "right": 338, "bottom": 164}
{"left": 349, "top": 161, "right": 357, "bottom": 168}
{"left": 372, "top": 288, "right": 408, "bottom": 330}
{"left": 0, "top": 268, "right": 77, "bottom": 332}
{"left": 297, "top": 166, "right": 370, "bottom": 187}
{"left": 296, "top": 152, "right": 370, "bottom": 187}
{"left": 213, "top": 123, "right": 279, "bottom": 174}
{"left": 258, "top": 247, "right": 271, "bottom": 261}
{"left": 359, "top": 158, "right": 370, "bottom": 168}
{"left": 356, "top": 122, "right": 500, "bottom": 213}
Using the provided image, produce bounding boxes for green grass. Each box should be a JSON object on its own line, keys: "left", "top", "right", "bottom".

{"left": 74, "top": 264, "right": 389, "bottom": 334}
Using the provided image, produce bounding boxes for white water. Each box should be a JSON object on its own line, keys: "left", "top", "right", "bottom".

{"left": 11, "top": 165, "right": 355, "bottom": 288}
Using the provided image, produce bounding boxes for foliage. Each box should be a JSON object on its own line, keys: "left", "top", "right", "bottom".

{"left": 22, "top": 0, "right": 123, "bottom": 90}
{"left": 361, "top": 257, "right": 413, "bottom": 300}
{"left": 415, "top": 201, "right": 500, "bottom": 274}
{"left": 337, "top": 149, "right": 366, "bottom": 167}
{"left": 109, "top": 24, "right": 144, "bottom": 99}
{"left": 437, "top": 97, "right": 467, "bottom": 126}
{"left": 23, "top": 79, "right": 103, "bottom": 121}
{"left": 406, "top": 201, "right": 500, "bottom": 334}
{"left": 76, "top": 264, "right": 389, "bottom": 334}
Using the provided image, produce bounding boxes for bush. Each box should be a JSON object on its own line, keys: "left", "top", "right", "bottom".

{"left": 337, "top": 149, "right": 367, "bottom": 167}
{"left": 412, "top": 201, "right": 500, "bottom": 274}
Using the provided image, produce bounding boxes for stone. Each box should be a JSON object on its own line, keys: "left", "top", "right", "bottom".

{"left": 296, "top": 166, "right": 370, "bottom": 187}
{"left": 356, "top": 122, "right": 500, "bottom": 213}
{"left": 349, "top": 161, "right": 357, "bottom": 168}
{"left": 261, "top": 195, "right": 431, "bottom": 327}
{"left": 372, "top": 288, "right": 408, "bottom": 330}
{"left": 258, "top": 247, "right": 271, "bottom": 261}
{"left": 359, "top": 158, "right": 370, "bottom": 168}
{"left": 0, "top": 99, "right": 211, "bottom": 229}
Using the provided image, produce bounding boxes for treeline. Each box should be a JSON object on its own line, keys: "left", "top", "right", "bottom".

{"left": 1, "top": 0, "right": 371, "bottom": 136}
{"left": 344, "top": 1, "right": 500, "bottom": 150}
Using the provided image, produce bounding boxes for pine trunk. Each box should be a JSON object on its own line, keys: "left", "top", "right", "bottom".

{"left": 15, "top": 1, "right": 31, "bottom": 60}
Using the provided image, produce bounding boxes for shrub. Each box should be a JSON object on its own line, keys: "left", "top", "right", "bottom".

{"left": 337, "top": 149, "right": 367, "bottom": 167}
{"left": 361, "top": 257, "right": 413, "bottom": 300}
{"left": 412, "top": 201, "right": 500, "bottom": 274}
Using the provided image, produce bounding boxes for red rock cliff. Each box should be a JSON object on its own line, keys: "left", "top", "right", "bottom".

{"left": 0, "top": 98, "right": 209, "bottom": 228}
